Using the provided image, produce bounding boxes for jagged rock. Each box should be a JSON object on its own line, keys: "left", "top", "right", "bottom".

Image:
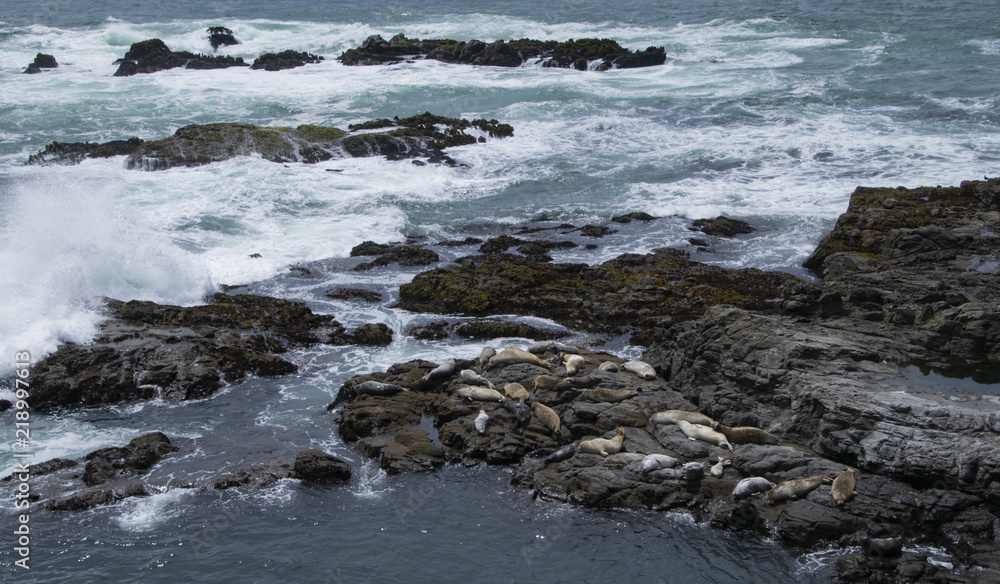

{"left": 47, "top": 480, "right": 151, "bottom": 511}
{"left": 453, "top": 320, "right": 566, "bottom": 340}
{"left": 612, "top": 212, "right": 656, "bottom": 224}
{"left": 27, "top": 137, "right": 144, "bottom": 166}
{"left": 351, "top": 243, "right": 439, "bottom": 270}
{"left": 24, "top": 52, "right": 57, "bottom": 74}
{"left": 250, "top": 50, "right": 323, "bottom": 71}
{"left": 208, "top": 26, "right": 238, "bottom": 50}
{"left": 113, "top": 38, "right": 247, "bottom": 76}
{"left": 324, "top": 287, "right": 383, "bottom": 302}
{"left": 210, "top": 463, "right": 292, "bottom": 490}
{"left": 339, "top": 34, "right": 666, "bottom": 71}
{"left": 690, "top": 216, "right": 755, "bottom": 237}
{"left": 292, "top": 450, "right": 352, "bottom": 484}
{"left": 83, "top": 432, "right": 178, "bottom": 486}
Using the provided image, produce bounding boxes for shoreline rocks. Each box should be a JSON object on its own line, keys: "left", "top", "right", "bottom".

{"left": 24, "top": 53, "right": 58, "bottom": 74}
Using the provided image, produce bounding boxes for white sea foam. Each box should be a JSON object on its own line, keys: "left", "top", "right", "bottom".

{"left": 116, "top": 488, "right": 195, "bottom": 531}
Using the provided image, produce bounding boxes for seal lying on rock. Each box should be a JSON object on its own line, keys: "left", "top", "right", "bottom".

{"left": 554, "top": 375, "right": 598, "bottom": 390}
{"left": 622, "top": 360, "right": 656, "bottom": 380}
{"left": 765, "top": 475, "right": 833, "bottom": 506}
{"left": 531, "top": 402, "right": 561, "bottom": 437}
{"left": 460, "top": 369, "right": 495, "bottom": 389}
{"left": 677, "top": 420, "right": 733, "bottom": 451}
{"left": 831, "top": 468, "right": 856, "bottom": 506}
{"left": 709, "top": 456, "right": 732, "bottom": 478}
{"left": 528, "top": 340, "right": 579, "bottom": 354}
{"left": 474, "top": 410, "right": 489, "bottom": 434}
{"left": 640, "top": 453, "right": 679, "bottom": 473}
{"left": 732, "top": 477, "right": 775, "bottom": 500}
{"left": 578, "top": 388, "right": 636, "bottom": 403}
{"left": 542, "top": 441, "right": 578, "bottom": 465}
{"left": 577, "top": 427, "right": 625, "bottom": 456}
{"left": 456, "top": 386, "right": 505, "bottom": 402}
{"left": 504, "top": 401, "right": 532, "bottom": 428}
{"left": 561, "top": 353, "right": 586, "bottom": 376}
{"left": 598, "top": 361, "right": 619, "bottom": 372}
{"left": 650, "top": 410, "right": 715, "bottom": 426}
{"left": 711, "top": 422, "right": 779, "bottom": 445}
{"left": 504, "top": 382, "right": 530, "bottom": 403}
{"left": 533, "top": 375, "right": 560, "bottom": 390}
{"left": 489, "top": 346, "right": 545, "bottom": 367}
{"left": 479, "top": 346, "right": 497, "bottom": 365}
{"left": 421, "top": 359, "right": 455, "bottom": 382}
{"left": 353, "top": 381, "right": 407, "bottom": 396}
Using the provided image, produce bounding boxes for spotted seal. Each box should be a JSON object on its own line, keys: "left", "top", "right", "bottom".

{"left": 622, "top": 360, "right": 656, "bottom": 380}
{"left": 421, "top": 359, "right": 456, "bottom": 382}
{"left": 561, "top": 353, "right": 586, "bottom": 376}
{"left": 577, "top": 427, "right": 625, "bottom": 456}
{"left": 578, "top": 388, "right": 636, "bottom": 403}
{"left": 460, "top": 369, "right": 495, "bottom": 389}
{"left": 530, "top": 402, "right": 561, "bottom": 437}
{"left": 353, "top": 380, "right": 406, "bottom": 397}
{"left": 711, "top": 422, "right": 779, "bottom": 445}
{"left": 504, "top": 401, "right": 532, "bottom": 428}
{"left": 640, "top": 453, "right": 679, "bottom": 473}
{"left": 456, "top": 385, "right": 505, "bottom": 402}
{"left": 542, "top": 441, "right": 578, "bottom": 464}
{"left": 765, "top": 475, "right": 833, "bottom": 506}
{"left": 732, "top": 477, "right": 775, "bottom": 500}
{"left": 677, "top": 420, "right": 733, "bottom": 451}
{"left": 474, "top": 410, "right": 489, "bottom": 434}
{"left": 489, "top": 346, "right": 546, "bottom": 368}
{"left": 709, "top": 456, "right": 732, "bottom": 478}
{"left": 831, "top": 468, "right": 856, "bottom": 506}
{"left": 503, "top": 382, "right": 530, "bottom": 403}
{"left": 650, "top": 410, "right": 715, "bottom": 427}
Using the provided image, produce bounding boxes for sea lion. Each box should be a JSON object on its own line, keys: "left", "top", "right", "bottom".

{"left": 542, "top": 441, "right": 578, "bottom": 464}
{"left": 456, "top": 386, "right": 505, "bottom": 402}
{"left": 353, "top": 381, "right": 406, "bottom": 397}
{"left": 577, "top": 427, "right": 625, "bottom": 456}
{"left": 504, "top": 401, "right": 532, "bottom": 428}
{"left": 504, "top": 382, "right": 530, "bottom": 403}
{"left": 598, "top": 361, "right": 619, "bottom": 372}
{"left": 533, "top": 375, "right": 560, "bottom": 390}
{"left": 489, "top": 346, "right": 546, "bottom": 367}
{"left": 474, "top": 410, "right": 489, "bottom": 434}
{"left": 578, "top": 388, "right": 636, "bottom": 403}
{"left": 531, "top": 402, "right": 560, "bottom": 437}
{"left": 554, "top": 375, "right": 598, "bottom": 390}
{"left": 622, "top": 360, "right": 656, "bottom": 380}
{"left": 677, "top": 420, "right": 733, "bottom": 451}
{"left": 421, "top": 359, "right": 456, "bottom": 382}
{"left": 479, "top": 346, "right": 497, "bottom": 365}
{"left": 460, "top": 369, "right": 495, "bottom": 389}
{"left": 711, "top": 422, "right": 779, "bottom": 445}
{"left": 561, "top": 353, "right": 586, "bottom": 376}
{"left": 765, "top": 475, "right": 833, "bottom": 506}
{"left": 640, "top": 453, "right": 680, "bottom": 473}
{"left": 831, "top": 468, "right": 856, "bottom": 506}
{"left": 732, "top": 477, "right": 775, "bottom": 500}
{"left": 709, "top": 456, "right": 732, "bottom": 478}
{"left": 650, "top": 410, "right": 715, "bottom": 427}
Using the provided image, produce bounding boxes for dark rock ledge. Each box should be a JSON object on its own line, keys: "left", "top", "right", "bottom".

{"left": 28, "top": 112, "right": 513, "bottom": 169}
{"left": 340, "top": 33, "right": 667, "bottom": 71}
{"left": 328, "top": 178, "right": 1000, "bottom": 583}
{"left": 29, "top": 293, "right": 395, "bottom": 410}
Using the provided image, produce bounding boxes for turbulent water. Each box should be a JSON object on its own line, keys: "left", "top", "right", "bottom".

{"left": 1, "top": 0, "right": 997, "bottom": 580}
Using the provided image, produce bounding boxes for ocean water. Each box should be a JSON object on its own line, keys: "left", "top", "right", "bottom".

{"left": 1, "top": 0, "right": 997, "bottom": 580}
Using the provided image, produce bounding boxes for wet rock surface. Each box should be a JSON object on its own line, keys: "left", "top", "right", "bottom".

{"left": 26, "top": 137, "right": 144, "bottom": 166}
{"left": 24, "top": 52, "right": 57, "bottom": 74}
{"left": 250, "top": 50, "right": 323, "bottom": 71}
{"left": 339, "top": 33, "right": 666, "bottom": 71}
{"left": 112, "top": 38, "right": 248, "bottom": 76}
{"left": 30, "top": 293, "right": 392, "bottom": 410}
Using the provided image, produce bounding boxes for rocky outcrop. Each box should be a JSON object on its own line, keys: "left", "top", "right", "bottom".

{"left": 292, "top": 449, "right": 352, "bottom": 485}
{"left": 690, "top": 215, "right": 755, "bottom": 237}
{"left": 113, "top": 38, "right": 247, "bottom": 76}
{"left": 121, "top": 113, "right": 512, "bottom": 170}
{"left": 208, "top": 26, "right": 238, "bottom": 50}
{"left": 250, "top": 50, "right": 323, "bottom": 71}
{"left": 350, "top": 240, "right": 440, "bottom": 270}
{"left": 24, "top": 53, "right": 57, "bottom": 74}
{"left": 397, "top": 247, "right": 793, "bottom": 337}
{"left": 30, "top": 293, "right": 392, "bottom": 410}
{"left": 340, "top": 33, "right": 666, "bottom": 71}
{"left": 26, "top": 137, "right": 144, "bottom": 165}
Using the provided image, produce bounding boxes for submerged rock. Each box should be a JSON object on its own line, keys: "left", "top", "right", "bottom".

{"left": 340, "top": 33, "right": 667, "bottom": 71}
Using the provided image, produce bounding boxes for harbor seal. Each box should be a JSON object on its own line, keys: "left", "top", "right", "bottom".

{"left": 529, "top": 340, "right": 579, "bottom": 354}
{"left": 681, "top": 461, "right": 705, "bottom": 481}
{"left": 640, "top": 453, "right": 679, "bottom": 473}
{"left": 831, "top": 468, "right": 856, "bottom": 506}
{"left": 474, "top": 410, "right": 489, "bottom": 434}
{"left": 353, "top": 380, "right": 407, "bottom": 397}
{"left": 677, "top": 420, "right": 733, "bottom": 451}
{"left": 489, "top": 346, "right": 546, "bottom": 367}
{"left": 578, "top": 388, "right": 636, "bottom": 403}
{"left": 504, "top": 401, "right": 532, "bottom": 428}
{"left": 533, "top": 375, "right": 560, "bottom": 390}
{"left": 460, "top": 369, "right": 495, "bottom": 389}
{"left": 561, "top": 353, "right": 586, "bottom": 376}
{"left": 554, "top": 375, "right": 598, "bottom": 390}
{"left": 421, "top": 359, "right": 455, "bottom": 382}
{"left": 622, "top": 360, "right": 656, "bottom": 380}
{"left": 709, "top": 456, "right": 732, "bottom": 478}
{"left": 732, "top": 477, "right": 775, "bottom": 500}
{"left": 765, "top": 475, "right": 833, "bottom": 506}
{"left": 598, "top": 361, "right": 619, "bottom": 372}
{"left": 479, "top": 346, "right": 497, "bottom": 365}
{"left": 577, "top": 427, "right": 625, "bottom": 456}
{"left": 530, "top": 402, "right": 561, "bottom": 437}
{"left": 650, "top": 410, "right": 715, "bottom": 427}
{"left": 504, "top": 382, "right": 530, "bottom": 403}
{"left": 456, "top": 386, "right": 505, "bottom": 402}
{"left": 711, "top": 422, "right": 779, "bottom": 445}
{"left": 542, "top": 441, "right": 578, "bottom": 465}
